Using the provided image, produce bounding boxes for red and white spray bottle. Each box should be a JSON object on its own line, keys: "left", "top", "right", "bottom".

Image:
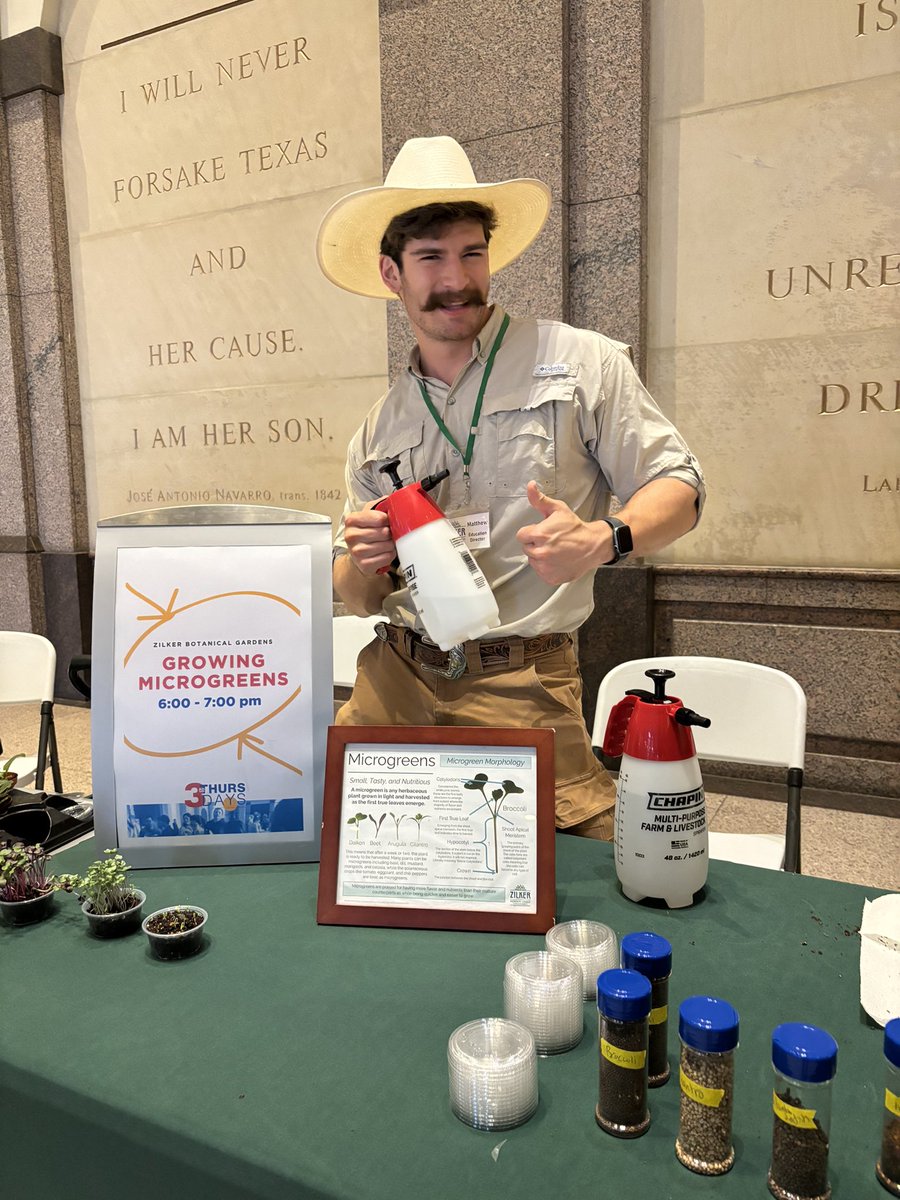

{"left": 602, "top": 668, "right": 712, "bottom": 908}
{"left": 375, "top": 459, "right": 500, "bottom": 650}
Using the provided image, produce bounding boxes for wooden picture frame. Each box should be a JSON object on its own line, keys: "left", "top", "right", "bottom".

{"left": 316, "top": 726, "right": 556, "bottom": 933}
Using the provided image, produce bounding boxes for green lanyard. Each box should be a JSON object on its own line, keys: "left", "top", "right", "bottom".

{"left": 414, "top": 312, "right": 510, "bottom": 481}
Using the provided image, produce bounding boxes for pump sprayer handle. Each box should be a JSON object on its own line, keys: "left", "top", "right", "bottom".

{"left": 378, "top": 458, "right": 405, "bottom": 491}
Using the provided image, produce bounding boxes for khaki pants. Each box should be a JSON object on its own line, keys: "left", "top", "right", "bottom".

{"left": 335, "top": 630, "right": 616, "bottom": 836}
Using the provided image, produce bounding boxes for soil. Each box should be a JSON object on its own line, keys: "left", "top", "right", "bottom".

{"left": 146, "top": 907, "right": 203, "bottom": 935}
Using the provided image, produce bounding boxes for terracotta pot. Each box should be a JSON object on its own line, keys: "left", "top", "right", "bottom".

{"left": 142, "top": 905, "right": 208, "bottom": 960}
{"left": 0, "top": 888, "right": 56, "bottom": 926}
{"left": 82, "top": 889, "right": 146, "bottom": 938}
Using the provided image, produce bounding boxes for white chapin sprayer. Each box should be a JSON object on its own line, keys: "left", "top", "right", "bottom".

{"left": 375, "top": 458, "right": 500, "bottom": 650}
{"left": 602, "top": 668, "right": 712, "bottom": 908}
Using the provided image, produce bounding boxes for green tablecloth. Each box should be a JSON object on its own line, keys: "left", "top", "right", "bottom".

{"left": 0, "top": 837, "right": 892, "bottom": 1200}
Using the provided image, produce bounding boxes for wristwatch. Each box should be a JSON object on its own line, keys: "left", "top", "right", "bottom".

{"left": 599, "top": 516, "right": 633, "bottom": 565}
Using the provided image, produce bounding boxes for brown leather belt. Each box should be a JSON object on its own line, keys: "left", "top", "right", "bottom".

{"left": 374, "top": 622, "right": 571, "bottom": 679}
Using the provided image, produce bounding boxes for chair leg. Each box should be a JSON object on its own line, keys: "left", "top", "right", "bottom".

{"left": 48, "top": 712, "right": 63, "bottom": 793}
{"left": 35, "top": 701, "right": 63, "bottom": 793}
{"left": 785, "top": 768, "right": 803, "bottom": 874}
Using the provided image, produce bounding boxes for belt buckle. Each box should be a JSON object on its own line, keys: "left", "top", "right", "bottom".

{"left": 421, "top": 643, "right": 467, "bottom": 680}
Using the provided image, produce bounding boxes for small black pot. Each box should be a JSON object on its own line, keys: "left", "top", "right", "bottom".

{"left": 142, "top": 906, "right": 208, "bottom": 960}
{"left": 0, "top": 888, "right": 56, "bottom": 926}
{"left": 82, "top": 889, "right": 146, "bottom": 938}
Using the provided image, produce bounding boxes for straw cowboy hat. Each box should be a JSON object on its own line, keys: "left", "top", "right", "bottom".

{"left": 316, "top": 136, "right": 551, "bottom": 300}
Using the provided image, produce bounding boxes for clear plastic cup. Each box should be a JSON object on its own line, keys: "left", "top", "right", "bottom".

{"left": 504, "top": 950, "right": 583, "bottom": 1055}
{"left": 546, "top": 920, "right": 618, "bottom": 1000}
{"left": 448, "top": 1018, "right": 538, "bottom": 1130}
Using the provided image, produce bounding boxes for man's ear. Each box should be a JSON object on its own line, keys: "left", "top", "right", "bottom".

{"left": 379, "top": 254, "right": 402, "bottom": 295}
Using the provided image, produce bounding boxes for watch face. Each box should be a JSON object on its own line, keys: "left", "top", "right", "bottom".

{"left": 614, "top": 524, "right": 634, "bottom": 555}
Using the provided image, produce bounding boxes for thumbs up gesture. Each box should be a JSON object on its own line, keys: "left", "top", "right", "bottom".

{"left": 516, "top": 481, "right": 612, "bottom": 585}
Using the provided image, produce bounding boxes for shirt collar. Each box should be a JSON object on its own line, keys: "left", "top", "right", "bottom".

{"left": 407, "top": 304, "right": 508, "bottom": 381}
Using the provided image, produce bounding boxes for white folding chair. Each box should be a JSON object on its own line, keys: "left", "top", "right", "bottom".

{"left": 332, "top": 615, "right": 381, "bottom": 689}
{"left": 592, "top": 656, "right": 806, "bottom": 873}
{"left": 0, "top": 631, "right": 63, "bottom": 793}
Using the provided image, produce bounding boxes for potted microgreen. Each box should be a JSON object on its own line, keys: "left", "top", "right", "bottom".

{"left": 0, "top": 754, "right": 25, "bottom": 816}
{"left": 57, "top": 848, "right": 146, "bottom": 938}
{"left": 0, "top": 842, "right": 57, "bottom": 925}
{"left": 142, "top": 904, "right": 207, "bottom": 960}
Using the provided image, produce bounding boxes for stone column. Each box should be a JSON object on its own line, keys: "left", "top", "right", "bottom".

{"left": 0, "top": 26, "right": 90, "bottom": 696}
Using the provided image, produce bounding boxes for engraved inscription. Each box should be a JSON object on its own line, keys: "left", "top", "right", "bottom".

{"left": 767, "top": 253, "right": 899, "bottom": 298}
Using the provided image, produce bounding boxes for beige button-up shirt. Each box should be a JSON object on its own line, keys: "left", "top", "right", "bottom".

{"left": 334, "top": 305, "right": 705, "bottom": 638}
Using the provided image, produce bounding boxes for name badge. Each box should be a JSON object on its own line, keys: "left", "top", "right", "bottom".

{"left": 450, "top": 511, "right": 491, "bottom": 550}
{"left": 533, "top": 362, "right": 575, "bottom": 378}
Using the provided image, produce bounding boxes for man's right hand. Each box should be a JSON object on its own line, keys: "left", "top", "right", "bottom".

{"left": 344, "top": 502, "right": 397, "bottom": 576}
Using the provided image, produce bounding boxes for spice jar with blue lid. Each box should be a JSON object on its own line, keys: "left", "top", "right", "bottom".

{"left": 877, "top": 1017, "right": 900, "bottom": 1195}
{"left": 675, "top": 995, "right": 739, "bottom": 1175}
{"left": 621, "top": 931, "right": 672, "bottom": 1087}
{"left": 596, "top": 967, "right": 652, "bottom": 1138}
{"left": 768, "top": 1022, "right": 838, "bottom": 1200}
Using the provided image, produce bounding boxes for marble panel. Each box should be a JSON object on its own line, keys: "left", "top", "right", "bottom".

{"left": 467, "top": 125, "right": 566, "bottom": 322}
{"left": 668, "top": 617, "right": 899, "bottom": 744}
{"left": 20, "top": 289, "right": 76, "bottom": 551}
{"left": 0, "top": 292, "right": 30, "bottom": 538}
{"left": 0, "top": 550, "right": 43, "bottom": 630}
{"left": 648, "top": 74, "right": 898, "bottom": 351}
{"left": 60, "top": 2, "right": 383, "bottom": 236}
{"left": 648, "top": 331, "right": 899, "bottom": 570}
{"left": 58, "top": 0, "right": 386, "bottom": 539}
{"left": 5, "top": 91, "right": 60, "bottom": 294}
{"left": 650, "top": 0, "right": 900, "bottom": 121}
{"left": 379, "top": 0, "right": 564, "bottom": 156}
{"left": 654, "top": 567, "right": 900, "bottom": 613}
{"left": 0, "top": 27, "right": 63, "bottom": 99}
{"left": 84, "top": 374, "right": 384, "bottom": 536}
{"left": 805, "top": 751, "right": 900, "bottom": 801}
{"left": 569, "top": 194, "right": 642, "bottom": 354}
{"left": 568, "top": 0, "right": 643, "bottom": 204}
{"left": 70, "top": 191, "right": 388, "bottom": 399}
{"left": 41, "top": 550, "right": 92, "bottom": 698}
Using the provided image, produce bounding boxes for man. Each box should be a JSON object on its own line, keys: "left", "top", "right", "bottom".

{"left": 316, "top": 136, "right": 705, "bottom": 840}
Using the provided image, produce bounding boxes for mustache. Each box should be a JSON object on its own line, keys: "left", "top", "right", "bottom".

{"left": 423, "top": 289, "right": 488, "bottom": 312}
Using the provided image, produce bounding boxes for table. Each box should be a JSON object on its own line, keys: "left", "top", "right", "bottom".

{"left": 1, "top": 837, "right": 892, "bottom": 1199}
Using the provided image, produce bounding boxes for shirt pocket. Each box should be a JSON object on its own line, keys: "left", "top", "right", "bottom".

{"left": 489, "top": 381, "right": 572, "bottom": 498}
{"left": 362, "top": 419, "right": 426, "bottom": 497}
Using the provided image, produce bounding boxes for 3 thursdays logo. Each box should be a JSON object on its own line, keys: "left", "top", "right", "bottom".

{"left": 646, "top": 788, "right": 704, "bottom": 811}
{"left": 184, "top": 781, "right": 247, "bottom": 809}
{"left": 508, "top": 882, "right": 532, "bottom": 905}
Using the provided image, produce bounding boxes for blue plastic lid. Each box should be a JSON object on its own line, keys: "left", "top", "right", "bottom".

{"left": 678, "top": 996, "right": 740, "bottom": 1053}
{"left": 885, "top": 1018, "right": 900, "bottom": 1070}
{"left": 621, "top": 931, "right": 672, "bottom": 978}
{"left": 597, "top": 968, "right": 652, "bottom": 1021}
{"left": 772, "top": 1023, "right": 838, "bottom": 1083}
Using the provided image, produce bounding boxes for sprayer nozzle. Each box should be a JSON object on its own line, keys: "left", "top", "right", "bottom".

{"left": 421, "top": 469, "right": 450, "bottom": 493}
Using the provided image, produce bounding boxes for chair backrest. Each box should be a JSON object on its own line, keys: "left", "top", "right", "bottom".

{"left": 332, "top": 615, "right": 381, "bottom": 688}
{"left": 592, "top": 655, "right": 806, "bottom": 771}
{"left": 0, "top": 632, "right": 57, "bottom": 704}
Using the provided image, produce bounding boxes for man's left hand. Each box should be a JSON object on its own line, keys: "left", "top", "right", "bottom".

{"left": 516, "top": 481, "right": 611, "bottom": 585}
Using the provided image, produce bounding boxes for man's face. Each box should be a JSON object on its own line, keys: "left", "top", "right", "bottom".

{"left": 379, "top": 219, "right": 491, "bottom": 345}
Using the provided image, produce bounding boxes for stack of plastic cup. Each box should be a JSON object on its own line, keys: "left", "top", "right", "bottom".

{"left": 546, "top": 920, "right": 618, "bottom": 1000}
{"left": 503, "top": 950, "right": 584, "bottom": 1055}
{"left": 447, "top": 1018, "right": 538, "bottom": 1130}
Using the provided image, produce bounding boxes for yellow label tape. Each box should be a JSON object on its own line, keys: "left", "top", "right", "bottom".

{"left": 680, "top": 1065, "right": 725, "bottom": 1108}
{"left": 886, "top": 1088, "right": 900, "bottom": 1118}
{"left": 773, "top": 1091, "right": 817, "bottom": 1129}
{"left": 649, "top": 1005, "right": 668, "bottom": 1026}
{"left": 601, "top": 1038, "right": 646, "bottom": 1070}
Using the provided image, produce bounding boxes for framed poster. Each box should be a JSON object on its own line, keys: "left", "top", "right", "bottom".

{"left": 91, "top": 505, "right": 333, "bottom": 867}
{"left": 316, "top": 726, "right": 556, "bottom": 933}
